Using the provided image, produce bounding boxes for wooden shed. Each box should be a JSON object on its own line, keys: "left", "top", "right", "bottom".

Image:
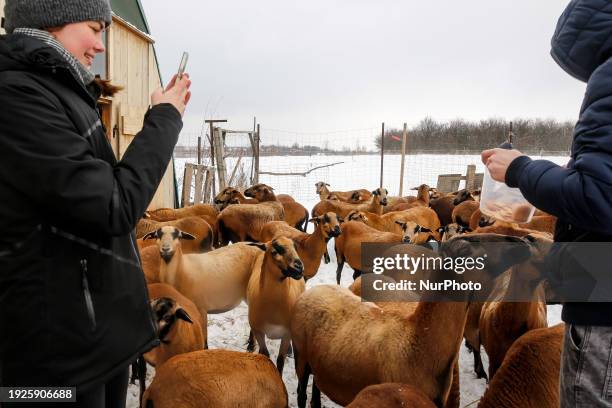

{"left": 0, "top": 0, "right": 178, "bottom": 209}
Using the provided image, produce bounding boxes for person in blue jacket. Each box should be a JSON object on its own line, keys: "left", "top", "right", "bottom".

{"left": 482, "top": 1, "right": 612, "bottom": 406}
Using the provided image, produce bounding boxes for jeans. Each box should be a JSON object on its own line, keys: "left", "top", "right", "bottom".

{"left": 561, "top": 324, "right": 612, "bottom": 407}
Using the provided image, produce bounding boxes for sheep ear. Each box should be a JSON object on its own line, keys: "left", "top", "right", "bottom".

{"left": 142, "top": 230, "right": 159, "bottom": 240}
{"left": 175, "top": 308, "right": 193, "bottom": 324}
{"left": 309, "top": 217, "right": 321, "bottom": 224}
{"left": 179, "top": 231, "right": 196, "bottom": 241}
{"left": 395, "top": 220, "right": 406, "bottom": 227}
{"left": 143, "top": 212, "right": 151, "bottom": 219}
{"left": 371, "top": 189, "right": 378, "bottom": 195}
{"left": 351, "top": 192, "right": 360, "bottom": 200}
{"left": 420, "top": 226, "right": 432, "bottom": 233}
{"left": 384, "top": 189, "right": 388, "bottom": 195}
{"left": 325, "top": 183, "right": 330, "bottom": 186}
{"left": 248, "top": 242, "right": 267, "bottom": 251}
{"left": 337, "top": 216, "right": 344, "bottom": 223}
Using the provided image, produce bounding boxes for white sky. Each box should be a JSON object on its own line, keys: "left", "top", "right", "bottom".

{"left": 139, "top": 0, "right": 585, "bottom": 147}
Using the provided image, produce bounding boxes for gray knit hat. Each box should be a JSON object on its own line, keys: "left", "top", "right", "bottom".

{"left": 3, "top": 0, "right": 112, "bottom": 34}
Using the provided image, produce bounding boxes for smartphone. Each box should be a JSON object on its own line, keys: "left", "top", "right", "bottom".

{"left": 177, "top": 52, "right": 189, "bottom": 79}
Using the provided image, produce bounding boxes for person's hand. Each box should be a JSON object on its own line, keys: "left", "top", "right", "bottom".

{"left": 151, "top": 73, "right": 192, "bottom": 116}
{"left": 481, "top": 148, "right": 525, "bottom": 182}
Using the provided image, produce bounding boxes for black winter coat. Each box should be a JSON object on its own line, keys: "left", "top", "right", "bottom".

{"left": 506, "top": 0, "right": 612, "bottom": 325}
{"left": 0, "top": 33, "right": 182, "bottom": 389}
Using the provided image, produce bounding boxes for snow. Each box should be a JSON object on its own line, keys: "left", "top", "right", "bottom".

{"left": 127, "top": 153, "right": 566, "bottom": 407}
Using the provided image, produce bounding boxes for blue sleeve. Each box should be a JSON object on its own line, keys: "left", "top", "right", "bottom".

{"left": 505, "top": 154, "right": 612, "bottom": 234}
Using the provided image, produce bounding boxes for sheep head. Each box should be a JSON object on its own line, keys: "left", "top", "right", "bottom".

{"left": 143, "top": 226, "right": 196, "bottom": 263}
{"left": 371, "top": 188, "right": 389, "bottom": 206}
{"left": 214, "top": 187, "right": 239, "bottom": 208}
{"left": 150, "top": 297, "right": 194, "bottom": 344}
{"left": 438, "top": 223, "right": 471, "bottom": 242}
{"left": 244, "top": 183, "right": 275, "bottom": 201}
{"left": 346, "top": 210, "right": 367, "bottom": 223}
{"left": 315, "top": 181, "right": 330, "bottom": 194}
{"left": 250, "top": 237, "right": 304, "bottom": 280}
{"left": 395, "top": 220, "right": 432, "bottom": 243}
{"left": 310, "top": 212, "right": 342, "bottom": 239}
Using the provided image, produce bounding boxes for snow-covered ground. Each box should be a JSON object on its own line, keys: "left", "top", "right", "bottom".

{"left": 128, "top": 153, "right": 566, "bottom": 407}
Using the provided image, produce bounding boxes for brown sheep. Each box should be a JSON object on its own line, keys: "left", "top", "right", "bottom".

{"left": 315, "top": 181, "right": 371, "bottom": 203}
{"left": 346, "top": 383, "right": 436, "bottom": 408}
{"left": 246, "top": 237, "right": 306, "bottom": 374}
{"left": 213, "top": 186, "right": 258, "bottom": 210}
{"left": 216, "top": 185, "right": 284, "bottom": 244}
{"left": 140, "top": 245, "right": 162, "bottom": 284}
{"left": 452, "top": 200, "right": 480, "bottom": 227}
{"left": 259, "top": 212, "right": 342, "bottom": 280}
{"left": 136, "top": 216, "right": 215, "bottom": 252}
{"left": 143, "top": 226, "right": 263, "bottom": 319}
{"left": 141, "top": 349, "right": 288, "bottom": 408}
{"left": 430, "top": 189, "right": 475, "bottom": 226}
{"left": 437, "top": 223, "right": 471, "bottom": 242}
{"left": 311, "top": 187, "right": 388, "bottom": 218}
{"left": 291, "top": 234, "right": 533, "bottom": 408}
{"left": 478, "top": 324, "right": 563, "bottom": 408}
{"left": 144, "top": 203, "right": 219, "bottom": 222}
{"left": 519, "top": 215, "right": 557, "bottom": 235}
{"left": 334, "top": 220, "right": 433, "bottom": 284}
{"left": 346, "top": 206, "right": 441, "bottom": 241}
{"left": 144, "top": 283, "right": 206, "bottom": 367}
{"left": 244, "top": 184, "right": 309, "bottom": 231}
{"left": 384, "top": 184, "right": 432, "bottom": 212}
{"left": 479, "top": 232, "right": 552, "bottom": 379}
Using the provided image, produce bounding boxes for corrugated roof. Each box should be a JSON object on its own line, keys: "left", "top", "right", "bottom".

{"left": 110, "top": 0, "right": 150, "bottom": 34}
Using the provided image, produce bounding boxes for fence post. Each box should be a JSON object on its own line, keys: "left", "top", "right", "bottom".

{"left": 466, "top": 164, "right": 476, "bottom": 191}
{"left": 255, "top": 124, "right": 260, "bottom": 184}
{"left": 380, "top": 122, "right": 385, "bottom": 188}
{"left": 181, "top": 163, "right": 194, "bottom": 207}
{"left": 194, "top": 165, "right": 205, "bottom": 203}
{"left": 399, "top": 123, "right": 407, "bottom": 196}
{"left": 213, "top": 127, "right": 227, "bottom": 190}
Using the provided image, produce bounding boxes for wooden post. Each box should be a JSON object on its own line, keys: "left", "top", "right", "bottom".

{"left": 380, "top": 122, "right": 385, "bottom": 188}
{"left": 194, "top": 165, "right": 205, "bottom": 203}
{"left": 197, "top": 136, "right": 201, "bottom": 165}
{"left": 181, "top": 163, "right": 194, "bottom": 207}
{"left": 205, "top": 119, "right": 227, "bottom": 196}
{"left": 466, "top": 164, "right": 476, "bottom": 191}
{"left": 509, "top": 121, "right": 514, "bottom": 145}
{"left": 254, "top": 124, "right": 260, "bottom": 184}
{"left": 203, "top": 167, "right": 214, "bottom": 203}
{"left": 213, "top": 127, "right": 228, "bottom": 190}
{"left": 399, "top": 123, "right": 407, "bottom": 196}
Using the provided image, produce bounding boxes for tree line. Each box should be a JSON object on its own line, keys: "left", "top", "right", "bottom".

{"left": 375, "top": 117, "right": 574, "bottom": 154}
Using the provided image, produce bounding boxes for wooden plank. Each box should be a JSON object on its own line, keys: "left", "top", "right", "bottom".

{"left": 203, "top": 168, "right": 214, "bottom": 203}
{"left": 194, "top": 165, "right": 205, "bottom": 204}
{"left": 213, "top": 128, "right": 227, "bottom": 190}
{"left": 436, "top": 174, "right": 462, "bottom": 193}
{"left": 182, "top": 164, "right": 194, "bottom": 207}
{"left": 465, "top": 164, "right": 477, "bottom": 191}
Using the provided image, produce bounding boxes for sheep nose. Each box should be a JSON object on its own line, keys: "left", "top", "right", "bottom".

{"left": 294, "top": 260, "right": 303, "bottom": 271}
{"left": 381, "top": 199, "right": 388, "bottom": 205}
{"left": 334, "top": 226, "right": 341, "bottom": 234}
{"left": 402, "top": 236, "right": 412, "bottom": 243}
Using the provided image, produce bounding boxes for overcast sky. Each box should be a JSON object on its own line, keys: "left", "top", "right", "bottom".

{"left": 140, "top": 0, "right": 584, "bottom": 147}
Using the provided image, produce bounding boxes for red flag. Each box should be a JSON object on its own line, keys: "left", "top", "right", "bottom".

{"left": 391, "top": 135, "right": 401, "bottom": 141}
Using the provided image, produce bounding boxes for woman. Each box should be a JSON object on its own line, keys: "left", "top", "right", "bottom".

{"left": 0, "top": 0, "right": 191, "bottom": 406}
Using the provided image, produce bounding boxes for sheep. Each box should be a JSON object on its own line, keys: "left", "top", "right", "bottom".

{"left": 144, "top": 203, "right": 219, "bottom": 222}
{"left": 140, "top": 244, "right": 162, "bottom": 283}
{"left": 143, "top": 226, "right": 262, "bottom": 319}
{"left": 246, "top": 237, "right": 306, "bottom": 374}
{"left": 311, "top": 188, "right": 388, "bottom": 219}
{"left": 259, "top": 212, "right": 342, "bottom": 280}
{"left": 346, "top": 206, "right": 441, "bottom": 241}
{"left": 141, "top": 349, "right": 288, "bottom": 408}
{"left": 430, "top": 189, "right": 475, "bottom": 226}
{"left": 244, "top": 184, "right": 309, "bottom": 231}
{"left": 137, "top": 216, "right": 214, "bottom": 252}
{"left": 346, "top": 383, "right": 436, "bottom": 408}
{"left": 472, "top": 222, "right": 550, "bottom": 239}
{"left": 213, "top": 186, "right": 258, "bottom": 210}
{"left": 437, "top": 223, "right": 471, "bottom": 242}
{"left": 291, "top": 233, "right": 534, "bottom": 408}
{"left": 469, "top": 208, "right": 495, "bottom": 231}
{"left": 144, "top": 283, "right": 206, "bottom": 367}
{"left": 478, "top": 324, "right": 563, "bottom": 408}
{"left": 315, "top": 182, "right": 371, "bottom": 203}
{"left": 216, "top": 185, "right": 285, "bottom": 244}
{"left": 463, "top": 301, "right": 487, "bottom": 381}
{"left": 519, "top": 215, "right": 557, "bottom": 235}
{"left": 452, "top": 200, "right": 480, "bottom": 228}
{"left": 384, "top": 184, "right": 432, "bottom": 212}
{"left": 478, "top": 232, "right": 551, "bottom": 380}
{"left": 334, "top": 220, "right": 433, "bottom": 284}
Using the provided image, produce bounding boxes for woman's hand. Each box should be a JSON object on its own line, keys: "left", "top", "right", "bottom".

{"left": 481, "top": 148, "right": 525, "bottom": 182}
{"left": 151, "top": 73, "right": 192, "bottom": 116}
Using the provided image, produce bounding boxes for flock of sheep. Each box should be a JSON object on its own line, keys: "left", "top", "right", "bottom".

{"left": 134, "top": 180, "right": 562, "bottom": 407}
